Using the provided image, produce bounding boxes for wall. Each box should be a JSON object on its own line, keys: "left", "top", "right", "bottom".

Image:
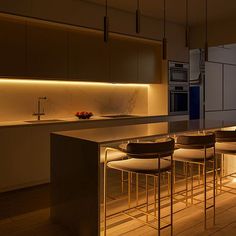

{"left": 0, "top": 80, "right": 148, "bottom": 122}
{"left": 205, "top": 45, "right": 236, "bottom": 121}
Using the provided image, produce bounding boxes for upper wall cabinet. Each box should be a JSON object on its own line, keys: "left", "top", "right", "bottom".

{"left": 109, "top": 35, "right": 139, "bottom": 83}
{"left": 0, "top": 16, "right": 161, "bottom": 83}
{"left": 0, "top": 18, "right": 26, "bottom": 76}
{"left": 27, "top": 23, "right": 68, "bottom": 78}
{"left": 138, "top": 43, "right": 161, "bottom": 83}
{"left": 68, "top": 30, "right": 109, "bottom": 82}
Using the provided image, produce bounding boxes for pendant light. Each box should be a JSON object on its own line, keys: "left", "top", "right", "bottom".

{"left": 204, "top": 0, "right": 208, "bottom": 61}
{"left": 162, "top": 0, "right": 167, "bottom": 60}
{"left": 136, "top": 0, "right": 141, "bottom": 33}
{"left": 185, "top": 0, "right": 189, "bottom": 48}
{"left": 104, "top": 0, "right": 109, "bottom": 42}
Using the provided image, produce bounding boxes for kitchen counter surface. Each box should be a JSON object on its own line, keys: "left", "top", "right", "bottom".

{"left": 53, "top": 119, "right": 236, "bottom": 144}
{"left": 0, "top": 114, "right": 170, "bottom": 128}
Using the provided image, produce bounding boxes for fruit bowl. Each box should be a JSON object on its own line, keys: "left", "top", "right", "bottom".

{"left": 75, "top": 111, "right": 93, "bottom": 119}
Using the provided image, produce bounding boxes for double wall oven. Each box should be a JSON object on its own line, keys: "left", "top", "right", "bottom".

{"left": 169, "top": 61, "right": 189, "bottom": 115}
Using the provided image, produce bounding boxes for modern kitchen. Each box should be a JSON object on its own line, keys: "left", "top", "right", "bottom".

{"left": 1, "top": 1, "right": 236, "bottom": 236}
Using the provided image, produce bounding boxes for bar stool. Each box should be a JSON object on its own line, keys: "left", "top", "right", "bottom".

{"left": 215, "top": 130, "right": 236, "bottom": 192}
{"left": 173, "top": 132, "right": 216, "bottom": 229}
{"left": 103, "top": 138, "right": 175, "bottom": 236}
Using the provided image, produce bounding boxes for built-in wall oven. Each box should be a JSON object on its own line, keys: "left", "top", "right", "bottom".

{"left": 169, "top": 85, "right": 189, "bottom": 115}
{"left": 169, "top": 61, "right": 189, "bottom": 84}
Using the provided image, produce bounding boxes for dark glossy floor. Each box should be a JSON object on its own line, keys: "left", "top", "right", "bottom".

{"left": 1, "top": 182, "right": 236, "bottom": 235}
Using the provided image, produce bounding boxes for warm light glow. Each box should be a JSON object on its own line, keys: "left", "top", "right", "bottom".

{"left": 0, "top": 78, "right": 149, "bottom": 87}
{"left": 232, "top": 178, "right": 236, "bottom": 183}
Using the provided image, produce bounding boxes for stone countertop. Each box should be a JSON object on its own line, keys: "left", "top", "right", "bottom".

{"left": 52, "top": 119, "right": 236, "bottom": 144}
{"left": 0, "top": 114, "right": 169, "bottom": 128}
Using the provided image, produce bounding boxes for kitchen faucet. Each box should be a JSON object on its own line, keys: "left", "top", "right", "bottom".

{"left": 33, "top": 96, "right": 47, "bottom": 120}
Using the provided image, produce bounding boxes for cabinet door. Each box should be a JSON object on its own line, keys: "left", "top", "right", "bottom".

{"left": 0, "top": 18, "right": 26, "bottom": 76}
{"left": 138, "top": 42, "right": 161, "bottom": 84}
{"left": 224, "top": 64, "right": 236, "bottom": 110}
{"left": 109, "top": 35, "right": 138, "bottom": 83}
{"left": 69, "top": 30, "right": 109, "bottom": 82}
{"left": 205, "top": 62, "right": 223, "bottom": 111}
{"left": 27, "top": 23, "right": 67, "bottom": 79}
{"left": 0, "top": 126, "right": 31, "bottom": 191}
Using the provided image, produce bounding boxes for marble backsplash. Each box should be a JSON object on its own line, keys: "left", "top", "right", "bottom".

{"left": 0, "top": 80, "right": 148, "bottom": 122}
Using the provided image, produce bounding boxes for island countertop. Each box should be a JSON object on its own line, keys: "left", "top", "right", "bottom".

{"left": 52, "top": 119, "right": 236, "bottom": 144}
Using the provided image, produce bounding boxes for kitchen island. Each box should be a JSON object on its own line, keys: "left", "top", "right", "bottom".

{"left": 50, "top": 119, "right": 236, "bottom": 236}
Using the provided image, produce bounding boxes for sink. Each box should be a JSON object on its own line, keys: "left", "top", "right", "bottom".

{"left": 101, "top": 115, "right": 140, "bottom": 118}
{"left": 25, "top": 119, "right": 65, "bottom": 124}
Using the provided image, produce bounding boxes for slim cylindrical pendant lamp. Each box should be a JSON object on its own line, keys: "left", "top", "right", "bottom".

{"left": 204, "top": 0, "right": 208, "bottom": 61}
{"left": 104, "top": 0, "right": 109, "bottom": 42}
{"left": 136, "top": 0, "right": 141, "bottom": 33}
{"left": 162, "top": 0, "right": 167, "bottom": 60}
{"left": 185, "top": 0, "right": 189, "bottom": 48}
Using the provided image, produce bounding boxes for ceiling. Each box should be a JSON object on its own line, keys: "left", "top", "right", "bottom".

{"left": 84, "top": 0, "right": 236, "bottom": 26}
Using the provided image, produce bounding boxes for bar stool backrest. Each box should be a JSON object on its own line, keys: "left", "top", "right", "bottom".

{"left": 215, "top": 130, "right": 236, "bottom": 142}
{"left": 176, "top": 132, "right": 215, "bottom": 149}
{"left": 126, "top": 138, "right": 175, "bottom": 159}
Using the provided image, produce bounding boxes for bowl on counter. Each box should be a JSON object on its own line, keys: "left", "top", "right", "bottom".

{"left": 75, "top": 111, "right": 93, "bottom": 119}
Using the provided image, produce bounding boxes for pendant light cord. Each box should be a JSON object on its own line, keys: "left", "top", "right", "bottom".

{"left": 185, "top": 0, "right": 189, "bottom": 47}
{"left": 205, "top": 0, "right": 208, "bottom": 61}
{"left": 105, "top": 0, "right": 108, "bottom": 17}
{"left": 205, "top": 0, "right": 208, "bottom": 43}
{"left": 164, "top": 0, "right": 166, "bottom": 38}
{"left": 104, "top": 0, "right": 109, "bottom": 42}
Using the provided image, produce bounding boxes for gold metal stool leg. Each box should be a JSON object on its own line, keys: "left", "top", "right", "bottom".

{"left": 185, "top": 163, "right": 189, "bottom": 206}
{"left": 136, "top": 174, "right": 139, "bottom": 207}
{"left": 128, "top": 172, "right": 131, "bottom": 208}
{"left": 204, "top": 148, "right": 207, "bottom": 230}
{"left": 190, "top": 163, "right": 194, "bottom": 204}
{"left": 146, "top": 175, "right": 149, "bottom": 223}
{"left": 154, "top": 176, "right": 157, "bottom": 217}
{"left": 213, "top": 153, "right": 216, "bottom": 225}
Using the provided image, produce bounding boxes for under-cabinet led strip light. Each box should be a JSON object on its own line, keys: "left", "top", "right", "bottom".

{"left": 0, "top": 78, "right": 149, "bottom": 87}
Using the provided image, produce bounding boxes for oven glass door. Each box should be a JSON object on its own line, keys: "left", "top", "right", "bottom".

{"left": 170, "top": 69, "right": 188, "bottom": 83}
{"left": 170, "top": 91, "right": 188, "bottom": 113}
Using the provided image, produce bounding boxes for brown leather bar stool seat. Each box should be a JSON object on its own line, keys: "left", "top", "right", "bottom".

{"left": 103, "top": 138, "right": 175, "bottom": 236}
{"left": 215, "top": 130, "right": 236, "bottom": 154}
{"left": 174, "top": 133, "right": 215, "bottom": 162}
{"left": 108, "top": 158, "right": 171, "bottom": 174}
{"left": 107, "top": 140, "right": 173, "bottom": 173}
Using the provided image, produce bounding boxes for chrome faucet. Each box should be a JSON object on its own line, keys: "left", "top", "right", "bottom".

{"left": 33, "top": 96, "right": 47, "bottom": 120}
